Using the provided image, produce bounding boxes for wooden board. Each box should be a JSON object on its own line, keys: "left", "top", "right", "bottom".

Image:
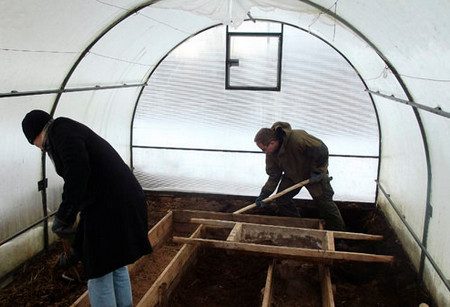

{"left": 191, "top": 218, "right": 325, "bottom": 249}
{"left": 261, "top": 260, "right": 276, "bottom": 307}
{"left": 320, "top": 266, "right": 335, "bottom": 307}
{"left": 148, "top": 211, "right": 173, "bottom": 250}
{"left": 172, "top": 209, "right": 321, "bottom": 229}
{"left": 136, "top": 225, "right": 204, "bottom": 307}
{"left": 190, "top": 218, "right": 382, "bottom": 244}
{"left": 325, "top": 232, "right": 335, "bottom": 252}
{"left": 70, "top": 291, "right": 89, "bottom": 307}
{"left": 172, "top": 237, "right": 394, "bottom": 263}
{"left": 239, "top": 223, "right": 324, "bottom": 249}
{"left": 226, "top": 223, "right": 242, "bottom": 242}
{"left": 70, "top": 212, "right": 174, "bottom": 307}
{"left": 319, "top": 215, "right": 335, "bottom": 307}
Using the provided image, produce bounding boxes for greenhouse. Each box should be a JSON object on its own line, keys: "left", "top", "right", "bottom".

{"left": 0, "top": 0, "right": 449, "bottom": 306}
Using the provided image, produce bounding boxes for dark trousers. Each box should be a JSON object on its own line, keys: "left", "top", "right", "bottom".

{"left": 274, "top": 175, "right": 345, "bottom": 231}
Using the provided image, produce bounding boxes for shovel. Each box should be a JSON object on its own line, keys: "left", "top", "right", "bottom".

{"left": 60, "top": 239, "right": 81, "bottom": 282}
{"left": 233, "top": 178, "right": 311, "bottom": 214}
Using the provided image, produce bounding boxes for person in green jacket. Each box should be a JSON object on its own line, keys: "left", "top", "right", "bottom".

{"left": 254, "top": 122, "right": 345, "bottom": 231}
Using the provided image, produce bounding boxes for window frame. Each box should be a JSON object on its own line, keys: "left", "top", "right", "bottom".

{"left": 225, "top": 24, "right": 284, "bottom": 91}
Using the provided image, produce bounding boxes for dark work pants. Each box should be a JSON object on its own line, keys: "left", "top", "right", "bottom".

{"left": 275, "top": 175, "right": 345, "bottom": 231}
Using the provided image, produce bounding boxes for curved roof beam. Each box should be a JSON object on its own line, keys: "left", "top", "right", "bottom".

{"left": 48, "top": 0, "right": 432, "bottom": 278}
{"left": 297, "top": 0, "right": 432, "bottom": 279}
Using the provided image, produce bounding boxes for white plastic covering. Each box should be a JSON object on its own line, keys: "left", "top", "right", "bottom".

{"left": 1, "top": 0, "right": 449, "bottom": 305}
{"left": 133, "top": 22, "right": 378, "bottom": 202}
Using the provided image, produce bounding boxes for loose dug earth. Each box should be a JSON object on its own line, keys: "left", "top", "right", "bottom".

{"left": 272, "top": 260, "right": 322, "bottom": 307}
{"left": 0, "top": 192, "right": 435, "bottom": 306}
{"left": 169, "top": 249, "right": 273, "bottom": 307}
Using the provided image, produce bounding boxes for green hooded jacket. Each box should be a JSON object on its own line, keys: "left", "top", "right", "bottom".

{"left": 262, "top": 122, "right": 329, "bottom": 194}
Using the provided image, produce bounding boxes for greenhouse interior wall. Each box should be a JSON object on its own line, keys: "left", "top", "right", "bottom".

{"left": 0, "top": 1, "right": 449, "bottom": 306}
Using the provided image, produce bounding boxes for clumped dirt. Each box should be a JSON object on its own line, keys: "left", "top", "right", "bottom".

{"left": 0, "top": 192, "right": 435, "bottom": 306}
{"left": 0, "top": 241, "right": 87, "bottom": 306}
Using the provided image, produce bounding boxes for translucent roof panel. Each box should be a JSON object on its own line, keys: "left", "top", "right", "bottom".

{"left": 133, "top": 21, "right": 379, "bottom": 201}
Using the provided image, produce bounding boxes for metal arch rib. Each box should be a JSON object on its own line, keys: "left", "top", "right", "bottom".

{"left": 294, "top": 0, "right": 433, "bottom": 283}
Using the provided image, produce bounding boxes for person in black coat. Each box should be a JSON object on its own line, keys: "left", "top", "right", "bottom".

{"left": 22, "top": 110, "right": 152, "bottom": 307}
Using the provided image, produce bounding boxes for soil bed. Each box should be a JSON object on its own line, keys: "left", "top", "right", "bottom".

{"left": 129, "top": 242, "right": 181, "bottom": 303}
{"left": 0, "top": 241, "right": 87, "bottom": 306}
{"left": 272, "top": 260, "right": 322, "bottom": 307}
{"left": 169, "top": 248, "right": 272, "bottom": 307}
{"left": 0, "top": 192, "right": 435, "bottom": 306}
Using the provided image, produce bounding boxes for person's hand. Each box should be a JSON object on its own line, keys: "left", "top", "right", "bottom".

{"left": 309, "top": 171, "right": 323, "bottom": 184}
{"left": 58, "top": 248, "right": 79, "bottom": 269}
{"left": 255, "top": 195, "right": 265, "bottom": 208}
{"left": 255, "top": 190, "right": 271, "bottom": 208}
{"left": 52, "top": 216, "right": 76, "bottom": 238}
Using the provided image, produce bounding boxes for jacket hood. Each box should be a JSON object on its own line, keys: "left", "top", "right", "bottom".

{"left": 271, "top": 121, "right": 292, "bottom": 140}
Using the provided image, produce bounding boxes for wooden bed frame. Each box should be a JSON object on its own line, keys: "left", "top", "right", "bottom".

{"left": 71, "top": 209, "right": 393, "bottom": 307}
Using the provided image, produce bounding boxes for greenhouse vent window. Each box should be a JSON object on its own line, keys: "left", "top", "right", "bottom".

{"left": 225, "top": 21, "right": 283, "bottom": 91}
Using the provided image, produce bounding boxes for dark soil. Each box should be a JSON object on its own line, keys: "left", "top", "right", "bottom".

{"left": 0, "top": 192, "right": 435, "bottom": 306}
{"left": 272, "top": 260, "right": 322, "bottom": 307}
{"left": 0, "top": 241, "right": 86, "bottom": 306}
{"left": 331, "top": 209, "right": 433, "bottom": 307}
{"left": 169, "top": 249, "right": 272, "bottom": 307}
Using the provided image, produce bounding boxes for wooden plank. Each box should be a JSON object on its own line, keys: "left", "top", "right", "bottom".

{"left": 261, "top": 260, "right": 276, "bottom": 307}
{"left": 192, "top": 218, "right": 236, "bottom": 228}
{"left": 157, "top": 282, "right": 168, "bottom": 307}
{"left": 191, "top": 218, "right": 325, "bottom": 245}
{"left": 326, "top": 232, "right": 335, "bottom": 251}
{"left": 71, "top": 258, "right": 154, "bottom": 307}
{"left": 148, "top": 211, "right": 173, "bottom": 250}
{"left": 320, "top": 266, "right": 335, "bottom": 307}
{"left": 332, "top": 231, "right": 383, "bottom": 241}
{"left": 121, "top": 210, "right": 174, "bottom": 297}
{"left": 190, "top": 218, "right": 381, "bottom": 242}
{"left": 172, "top": 237, "right": 394, "bottom": 263}
{"left": 316, "top": 209, "right": 335, "bottom": 307}
{"left": 226, "top": 223, "right": 242, "bottom": 242}
{"left": 173, "top": 209, "right": 320, "bottom": 229}
{"left": 136, "top": 225, "right": 204, "bottom": 307}
{"left": 70, "top": 291, "right": 89, "bottom": 307}
{"left": 240, "top": 223, "right": 325, "bottom": 245}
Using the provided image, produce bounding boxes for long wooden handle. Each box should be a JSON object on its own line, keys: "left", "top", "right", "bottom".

{"left": 233, "top": 178, "right": 310, "bottom": 214}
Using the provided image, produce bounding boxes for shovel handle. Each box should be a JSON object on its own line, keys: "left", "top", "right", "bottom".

{"left": 233, "top": 178, "right": 311, "bottom": 214}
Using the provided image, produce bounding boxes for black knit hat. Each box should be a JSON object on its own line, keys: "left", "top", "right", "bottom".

{"left": 22, "top": 110, "right": 52, "bottom": 144}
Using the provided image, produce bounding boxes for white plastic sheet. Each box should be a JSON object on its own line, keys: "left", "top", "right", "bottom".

{"left": 134, "top": 22, "right": 379, "bottom": 202}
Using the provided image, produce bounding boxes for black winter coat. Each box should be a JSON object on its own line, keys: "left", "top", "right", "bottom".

{"left": 46, "top": 117, "right": 152, "bottom": 279}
